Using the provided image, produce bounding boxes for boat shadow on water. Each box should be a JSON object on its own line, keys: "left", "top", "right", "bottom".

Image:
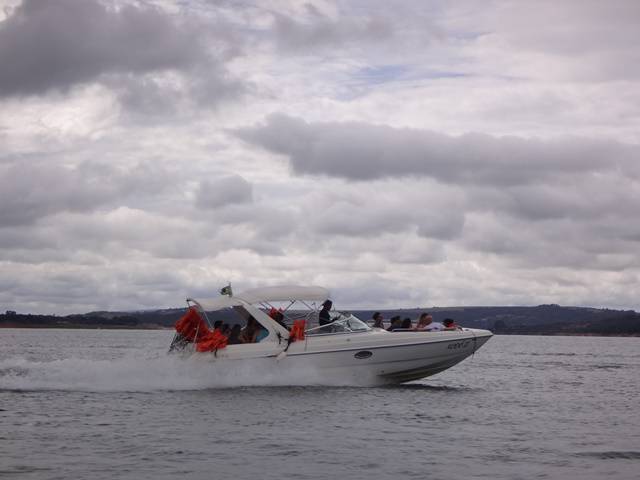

{"left": 380, "top": 383, "right": 477, "bottom": 392}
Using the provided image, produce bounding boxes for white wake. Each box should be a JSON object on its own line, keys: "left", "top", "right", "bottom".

{"left": 0, "top": 353, "right": 372, "bottom": 391}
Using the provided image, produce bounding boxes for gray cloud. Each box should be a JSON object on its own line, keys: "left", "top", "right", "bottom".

{"left": 306, "top": 185, "right": 466, "bottom": 241}
{"left": 232, "top": 114, "right": 640, "bottom": 276}
{"left": 0, "top": 162, "right": 113, "bottom": 226}
{"left": 0, "top": 160, "right": 172, "bottom": 226}
{"left": 0, "top": 0, "right": 242, "bottom": 107}
{"left": 196, "top": 175, "right": 253, "bottom": 209}
{"left": 484, "top": 0, "right": 640, "bottom": 81}
{"left": 235, "top": 114, "right": 640, "bottom": 185}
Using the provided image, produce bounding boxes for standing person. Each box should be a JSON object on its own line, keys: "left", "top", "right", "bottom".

{"left": 319, "top": 300, "right": 333, "bottom": 326}
{"left": 371, "top": 312, "right": 384, "bottom": 329}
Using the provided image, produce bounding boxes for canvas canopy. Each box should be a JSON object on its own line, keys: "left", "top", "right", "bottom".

{"left": 193, "top": 285, "right": 330, "bottom": 312}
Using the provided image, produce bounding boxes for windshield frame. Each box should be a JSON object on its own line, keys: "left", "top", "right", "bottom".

{"left": 305, "top": 312, "right": 372, "bottom": 336}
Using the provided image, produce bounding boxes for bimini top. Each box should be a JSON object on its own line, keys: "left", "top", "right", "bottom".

{"left": 192, "top": 285, "right": 330, "bottom": 312}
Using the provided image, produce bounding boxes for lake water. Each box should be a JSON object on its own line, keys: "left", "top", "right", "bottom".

{"left": 1, "top": 329, "right": 638, "bottom": 479}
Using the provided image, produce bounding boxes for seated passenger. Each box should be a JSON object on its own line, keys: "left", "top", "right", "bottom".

{"left": 401, "top": 318, "right": 412, "bottom": 329}
{"left": 387, "top": 316, "right": 402, "bottom": 331}
{"left": 213, "top": 320, "right": 223, "bottom": 331}
{"left": 240, "top": 316, "right": 259, "bottom": 343}
{"left": 228, "top": 324, "right": 244, "bottom": 344}
{"left": 428, "top": 321, "right": 444, "bottom": 331}
{"left": 414, "top": 313, "right": 444, "bottom": 331}
{"left": 443, "top": 318, "right": 460, "bottom": 330}
{"left": 371, "top": 312, "right": 385, "bottom": 329}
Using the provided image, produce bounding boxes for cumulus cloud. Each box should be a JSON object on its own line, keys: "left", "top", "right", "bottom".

{"left": 235, "top": 114, "right": 640, "bottom": 185}
{"left": 306, "top": 184, "right": 466, "bottom": 241}
{"left": 196, "top": 175, "right": 253, "bottom": 209}
{"left": 0, "top": 162, "right": 113, "bottom": 226}
{"left": 0, "top": 160, "right": 172, "bottom": 226}
{"left": 0, "top": 0, "right": 242, "bottom": 107}
{"left": 232, "top": 114, "right": 640, "bottom": 277}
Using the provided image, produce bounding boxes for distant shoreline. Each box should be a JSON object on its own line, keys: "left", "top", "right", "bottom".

{"left": 1, "top": 324, "right": 638, "bottom": 338}
{"left": 2, "top": 304, "right": 639, "bottom": 337}
{"left": 0, "top": 323, "right": 171, "bottom": 330}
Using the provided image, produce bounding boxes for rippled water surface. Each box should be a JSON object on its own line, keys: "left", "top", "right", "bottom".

{"left": 1, "top": 329, "right": 639, "bottom": 479}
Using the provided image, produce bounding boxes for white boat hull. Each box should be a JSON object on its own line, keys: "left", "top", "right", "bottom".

{"left": 200, "top": 328, "right": 493, "bottom": 385}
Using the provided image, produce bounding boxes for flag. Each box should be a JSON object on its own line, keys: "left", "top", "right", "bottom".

{"left": 220, "top": 284, "right": 232, "bottom": 296}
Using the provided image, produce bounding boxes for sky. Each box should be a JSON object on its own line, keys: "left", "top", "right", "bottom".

{"left": 1, "top": 0, "right": 639, "bottom": 314}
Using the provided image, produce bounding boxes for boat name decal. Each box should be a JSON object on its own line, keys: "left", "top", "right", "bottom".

{"left": 447, "top": 340, "right": 471, "bottom": 350}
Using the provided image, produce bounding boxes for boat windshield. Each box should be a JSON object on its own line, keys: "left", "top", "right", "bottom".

{"left": 306, "top": 312, "right": 371, "bottom": 335}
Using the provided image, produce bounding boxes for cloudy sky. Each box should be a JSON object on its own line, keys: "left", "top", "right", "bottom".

{"left": 1, "top": 0, "right": 639, "bottom": 314}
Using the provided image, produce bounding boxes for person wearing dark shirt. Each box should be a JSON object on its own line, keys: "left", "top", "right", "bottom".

{"left": 387, "top": 316, "right": 402, "bottom": 331}
{"left": 273, "top": 311, "right": 289, "bottom": 330}
{"left": 443, "top": 318, "right": 460, "bottom": 330}
{"left": 240, "top": 316, "right": 259, "bottom": 343}
{"left": 319, "top": 300, "right": 333, "bottom": 326}
{"left": 228, "top": 324, "right": 244, "bottom": 344}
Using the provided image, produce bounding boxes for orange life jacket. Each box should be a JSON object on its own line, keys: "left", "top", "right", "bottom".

{"left": 175, "top": 307, "right": 210, "bottom": 342}
{"left": 289, "top": 319, "right": 306, "bottom": 342}
{"left": 196, "top": 328, "right": 229, "bottom": 352}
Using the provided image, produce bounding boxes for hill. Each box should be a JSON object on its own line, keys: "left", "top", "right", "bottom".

{"left": 1, "top": 305, "right": 639, "bottom": 336}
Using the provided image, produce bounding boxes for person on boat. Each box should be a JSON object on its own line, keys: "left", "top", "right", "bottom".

{"left": 272, "top": 310, "right": 289, "bottom": 331}
{"left": 428, "top": 320, "right": 444, "bottom": 331}
{"left": 401, "top": 318, "right": 412, "bottom": 329}
{"left": 371, "top": 312, "right": 384, "bottom": 329}
{"left": 387, "top": 316, "right": 402, "bottom": 331}
{"left": 443, "top": 318, "right": 460, "bottom": 330}
{"left": 319, "top": 300, "right": 333, "bottom": 326}
{"left": 228, "top": 324, "right": 244, "bottom": 344}
{"left": 241, "top": 316, "right": 260, "bottom": 343}
{"left": 414, "top": 313, "right": 444, "bottom": 331}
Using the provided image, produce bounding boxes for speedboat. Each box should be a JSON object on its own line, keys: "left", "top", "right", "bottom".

{"left": 169, "top": 286, "right": 493, "bottom": 385}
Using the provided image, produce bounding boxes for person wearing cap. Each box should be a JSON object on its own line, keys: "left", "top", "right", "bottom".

{"left": 319, "top": 299, "right": 333, "bottom": 326}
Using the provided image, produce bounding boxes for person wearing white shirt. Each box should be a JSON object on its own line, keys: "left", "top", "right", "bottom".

{"left": 415, "top": 313, "right": 445, "bottom": 331}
